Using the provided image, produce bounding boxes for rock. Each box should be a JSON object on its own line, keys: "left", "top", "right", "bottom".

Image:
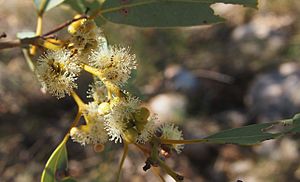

{"left": 231, "top": 13, "right": 293, "bottom": 59}
{"left": 246, "top": 62, "right": 300, "bottom": 122}
{"left": 164, "top": 64, "right": 199, "bottom": 93}
{"left": 149, "top": 93, "right": 187, "bottom": 123}
{"left": 232, "top": 14, "right": 293, "bottom": 40}
{"left": 214, "top": 110, "right": 248, "bottom": 127}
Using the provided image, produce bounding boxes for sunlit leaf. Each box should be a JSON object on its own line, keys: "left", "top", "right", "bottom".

{"left": 205, "top": 122, "right": 283, "bottom": 145}
{"left": 286, "top": 113, "right": 300, "bottom": 133}
{"left": 64, "top": 0, "right": 99, "bottom": 13}
{"left": 95, "top": 0, "right": 258, "bottom": 27}
{"left": 41, "top": 139, "right": 69, "bottom": 182}
{"left": 64, "top": 0, "right": 106, "bottom": 25}
{"left": 34, "top": 0, "right": 65, "bottom": 14}
{"left": 61, "top": 177, "right": 77, "bottom": 182}
{"left": 16, "top": 32, "right": 36, "bottom": 39}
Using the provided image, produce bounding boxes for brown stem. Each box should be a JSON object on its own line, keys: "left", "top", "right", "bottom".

{"left": 134, "top": 144, "right": 151, "bottom": 155}
{"left": 0, "top": 15, "right": 88, "bottom": 51}
{"left": 152, "top": 167, "right": 166, "bottom": 182}
{"left": 22, "top": 48, "right": 35, "bottom": 72}
{"left": 0, "top": 38, "right": 39, "bottom": 50}
{"left": 0, "top": 40, "right": 21, "bottom": 49}
{"left": 42, "top": 15, "right": 88, "bottom": 37}
{"left": 116, "top": 142, "right": 129, "bottom": 182}
{"left": 160, "top": 138, "right": 209, "bottom": 145}
{"left": 157, "top": 158, "right": 184, "bottom": 182}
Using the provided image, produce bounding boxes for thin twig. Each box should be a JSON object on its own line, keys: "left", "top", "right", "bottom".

{"left": 116, "top": 142, "right": 129, "bottom": 182}
{"left": 22, "top": 48, "right": 35, "bottom": 72}
{"left": 192, "top": 69, "right": 234, "bottom": 84}
{"left": 0, "top": 15, "right": 88, "bottom": 51}
{"left": 0, "top": 40, "right": 21, "bottom": 49}
{"left": 0, "top": 37, "right": 38, "bottom": 50}
{"left": 152, "top": 167, "right": 166, "bottom": 182}
{"left": 159, "top": 138, "right": 210, "bottom": 145}
{"left": 42, "top": 15, "right": 88, "bottom": 37}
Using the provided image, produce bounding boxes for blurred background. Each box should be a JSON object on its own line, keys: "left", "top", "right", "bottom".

{"left": 1, "top": 0, "right": 300, "bottom": 181}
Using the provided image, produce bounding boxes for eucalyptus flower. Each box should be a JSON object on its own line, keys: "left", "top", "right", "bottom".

{"left": 136, "top": 115, "right": 157, "bottom": 143}
{"left": 90, "top": 45, "right": 137, "bottom": 85}
{"left": 35, "top": 49, "right": 81, "bottom": 99}
{"left": 104, "top": 96, "right": 140, "bottom": 143}
{"left": 70, "top": 102, "right": 108, "bottom": 145}
{"left": 159, "top": 123, "right": 184, "bottom": 154}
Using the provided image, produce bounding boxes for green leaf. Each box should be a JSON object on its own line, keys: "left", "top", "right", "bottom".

{"left": 64, "top": 0, "right": 101, "bottom": 13}
{"left": 16, "top": 32, "right": 36, "bottom": 39}
{"left": 97, "top": 0, "right": 258, "bottom": 27}
{"left": 61, "top": 177, "right": 77, "bottom": 182}
{"left": 205, "top": 122, "right": 282, "bottom": 145}
{"left": 34, "top": 0, "right": 65, "bottom": 14}
{"left": 41, "top": 139, "right": 69, "bottom": 182}
{"left": 199, "top": 0, "right": 257, "bottom": 8}
{"left": 64, "top": 0, "right": 106, "bottom": 25}
{"left": 286, "top": 114, "right": 300, "bottom": 133}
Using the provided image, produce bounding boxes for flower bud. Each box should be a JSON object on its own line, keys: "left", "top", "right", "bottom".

{"left": 68, "top": 15, "right": 86, "bottom": 35}
{"left": 123, "top": 128, "right": 138, "bottom": 143}
{"left": 98, "top": 102, "right": 110, "bottom": 115}
{"left": 134, "top": 107, "right": 150, "bottom": 124}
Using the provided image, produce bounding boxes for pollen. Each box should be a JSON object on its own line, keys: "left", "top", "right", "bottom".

{"left": 90, "top": 45, "right": 137, "bottom": 85}
{"left": 136, "top": 115, "right": 158, "bottom": 143}
{"left": 104, "top": 96, "right": 140, "bottom": 143}
{"left": 35, "top": 49, "right": 81, "bottom": 99}
{"left": 70, "top": 102, "right": 109, "bottom": 145}
{"left": 69, "top": 19, "right": 107, "bottom": 64}
{"left": 159, "top": 123, "right": 184, "bottom": 154}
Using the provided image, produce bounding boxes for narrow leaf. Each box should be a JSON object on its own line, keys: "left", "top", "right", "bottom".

{"left": 41, "top": 139, "right": 69, "bottom": 182}
{"left": 286, "top": 113, "right": 300, "bottom": 133}
{"left": 198, "top": 0, "right": 257, "bottom": 8}
{"left": 61, "top": 177, "right": 77, "bottom": 182}
{"left": 17, "top": 32, "right": 36, "bottom": 39}
{"left": 34, "top": 0, "right": 65, "bottom": 14}
{"left": 205, "top": 122, "right": 282, "bottom": 145}
{"left": 64, "top": 0, "right": 100, "bottom": 13}
{"left": 98, "top": 0, "right": 258, "bottom": 27}
{"left": 64, "top": 0, "right": 106, "bottom": 25}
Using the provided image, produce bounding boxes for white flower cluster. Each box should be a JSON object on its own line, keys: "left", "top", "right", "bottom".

{"left": 71, "top": 93, "right": 184, "bottom": 154}
{"left": 90, "top": 45, "right": 137, "bottom": 86}
{"left": 70, "top": 93, "right": 158, "bottom": 145}
{"left": 70, "top": 102, "right": 108, "bottom": 145}
{"left": 68, "top": 18, "right": 107, "bottom": 63}
{"left": 35, "top": 17, "right": 184, "bottom": 154}
{"left": 35, "top": 49, "right": 81, "bottom": 98}
{"left": 35, "top": 17, "right": 136, "bottom": 99}
{"left": 159, "top": 123, "right": 184, "bottom": 153}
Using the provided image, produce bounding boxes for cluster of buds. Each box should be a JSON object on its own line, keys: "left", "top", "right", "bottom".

{"left": 35, "top": 16, "right": 185, "bottom": 181}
